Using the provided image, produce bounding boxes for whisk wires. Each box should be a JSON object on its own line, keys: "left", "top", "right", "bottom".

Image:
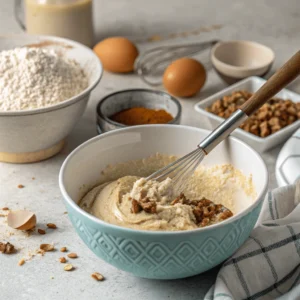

{"left": 146, "top": 148, "right": 205, "bottom": 192}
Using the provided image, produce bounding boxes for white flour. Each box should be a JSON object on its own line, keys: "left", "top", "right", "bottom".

{"left": 0, "top": 47, "right": 89, "bottom": 111}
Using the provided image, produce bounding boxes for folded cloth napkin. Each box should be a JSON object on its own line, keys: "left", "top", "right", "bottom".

{"left": 205, "top": 181, "right": 300, "bottom": 300}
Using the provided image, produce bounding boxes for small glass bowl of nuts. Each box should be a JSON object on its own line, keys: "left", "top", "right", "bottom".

{"left": 195, "top": 76, "right": 300, "bottom": 152}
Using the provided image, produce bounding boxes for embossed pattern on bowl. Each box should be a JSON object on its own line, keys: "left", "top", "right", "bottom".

{"left": 59, "top": 125, "right": 268, "bottom": 279}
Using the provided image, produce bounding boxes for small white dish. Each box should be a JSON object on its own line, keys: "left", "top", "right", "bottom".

{"left": 194, "top": 76, "right": 300, "bottom": 152}
{"left": 211, "top": 40, "right": 275, "bottom": 84}
{"left": 276, "top": 128, "right": 300, "bottom": 187}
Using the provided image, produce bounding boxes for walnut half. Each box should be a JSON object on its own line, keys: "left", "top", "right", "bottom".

{"left": 0, "top": 242, "right": 15, "bottom": 254}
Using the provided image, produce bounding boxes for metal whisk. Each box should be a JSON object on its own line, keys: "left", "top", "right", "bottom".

{"left": 135, "top": 40, "right": 219, "bottom": 86}
{"left": 147, "top": 50, "right": 300, "bottom": 191}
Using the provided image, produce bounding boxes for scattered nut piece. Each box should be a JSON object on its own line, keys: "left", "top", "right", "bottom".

{"left": 64, "top": 264, "right": 74, "bottom": 271}
{"left": 38, "top": 229, "right": 46, "bottom": 235}
{"left": 59, "top": 257, "right": 67, "bottom": 263}
{"left": 40, "top": 244, "right": 54, "bottom": 252}
{"left": 37, "top": 249, "right": 45, "bottom": 256}
{"left": 18, "top": 258, "right": 25, "bottom": 266}
{"left": 46, "top": 223, "right": 57, "bottom": 229}
{"left": 2, "top": 207, "right": 9, "bottom": 211}
{"left": 0, "top": 242, "right": 15, "bottom": 254}
{"left": 60, "top": 247, "right": 67, "bottom": 252}
{"left": 67, "top": 253, "right": 78, "bottom": 259}
{"left": 91, "top": 272, "right": 104, "bottom": 281}
{"left": 17, "top": 184, "right": 24, "bottom": 189}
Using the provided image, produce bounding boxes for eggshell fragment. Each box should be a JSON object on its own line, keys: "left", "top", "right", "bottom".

{"left": 7, "top": 210, "right": 36, "bottom": 231}
{"left": 163, "top": 57, "right": 206, "bottom": 97}
{"left": 93, "top": 37, "right": 139, "bottom": 73}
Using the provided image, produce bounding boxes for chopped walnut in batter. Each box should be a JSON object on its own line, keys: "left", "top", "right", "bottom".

{"left": 131, "top": 197, "right": 157, "bottom": 214}
{"left": 171, "top": 193, "right": 233, "bottom": 227}
{"left": 131, "top": 192, "right": 233, "bottom": 227}
{"left": 80, "top": 154, "right": 256, "bottom": 231}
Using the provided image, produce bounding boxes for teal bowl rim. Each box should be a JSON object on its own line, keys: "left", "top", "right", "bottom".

{"left": 59, "top": 124, "right": 268, "bottom": 236}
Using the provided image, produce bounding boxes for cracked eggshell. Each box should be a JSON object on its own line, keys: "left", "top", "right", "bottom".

{"left": 7, "top": 210, "right": 36, "bottom": 230}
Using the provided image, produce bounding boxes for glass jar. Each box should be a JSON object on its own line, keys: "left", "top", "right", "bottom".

{"left": 15, "top": 0, "right": 94, "bottom": 47}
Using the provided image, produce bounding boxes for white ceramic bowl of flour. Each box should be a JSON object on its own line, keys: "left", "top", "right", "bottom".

{"left": 0, "top": 35, "right": 102, "bottom": 163}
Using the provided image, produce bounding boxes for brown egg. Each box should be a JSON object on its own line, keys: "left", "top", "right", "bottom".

{"left": 163, "top": 58, "right": 206, "bottom": 97}
{"left": 93, "top": 37, "right": 139, "bottom": 73}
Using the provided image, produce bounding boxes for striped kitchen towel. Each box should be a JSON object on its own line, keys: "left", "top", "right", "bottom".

{"left": 205, "top": 181, "right": 300, "bottom": 300}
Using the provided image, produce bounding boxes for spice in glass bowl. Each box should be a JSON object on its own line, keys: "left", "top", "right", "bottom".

{"left": 110, "top": 107, "right": 173, "bottom": 125}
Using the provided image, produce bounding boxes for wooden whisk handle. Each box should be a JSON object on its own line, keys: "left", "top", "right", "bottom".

{"left": 240, "top": 50, "right": 300, "bottom": 116}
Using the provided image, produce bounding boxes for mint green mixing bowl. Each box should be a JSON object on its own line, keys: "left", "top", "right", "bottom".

{"left": 59, "top": 125, "right": 268, "bottom": 279}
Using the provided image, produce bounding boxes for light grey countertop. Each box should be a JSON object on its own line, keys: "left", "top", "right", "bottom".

{"left": 1, "top": 0, "right": 300, "bottom": 299}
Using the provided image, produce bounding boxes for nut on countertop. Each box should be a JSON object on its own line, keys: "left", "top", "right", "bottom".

{"left": 64, "top": 264, "right": 74, "bottom": 271}
{"left": 40, "top": 244, "right": 54, "bottom": 252}
{"left": 91, "top": 272, "right": 104, "bottom": 281}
